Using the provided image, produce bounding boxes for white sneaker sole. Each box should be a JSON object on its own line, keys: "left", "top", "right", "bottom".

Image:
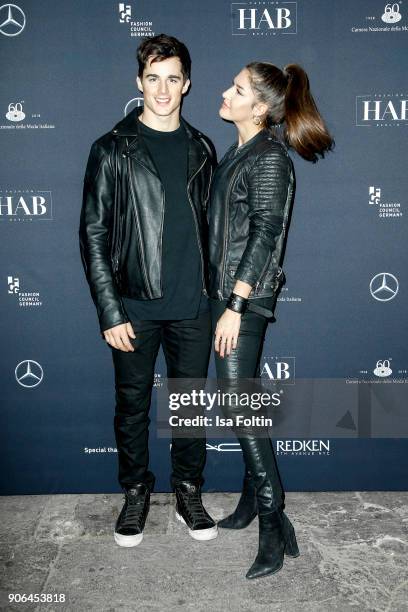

{"left": 114, "top": 531, "right": 143, "bottom": 547}
{"left": 175, "top": 511, "right": 218, "bottom": 541}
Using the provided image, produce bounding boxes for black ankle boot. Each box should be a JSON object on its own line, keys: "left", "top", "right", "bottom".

{"left": 246, "top": 510, "right": 285, "bottom": 579}
{"left": 218, "top": 470, "right": 257, "bottom": 529}
{"left": 236, "top": 435, "right": 299, "bottom": 578}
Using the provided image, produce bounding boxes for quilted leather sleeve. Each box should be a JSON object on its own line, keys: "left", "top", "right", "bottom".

{"left": 234, "top": 146, "right": 291, "bottom": 288}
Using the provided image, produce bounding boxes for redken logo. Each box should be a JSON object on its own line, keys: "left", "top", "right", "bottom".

{"left": 276, "top": 439, "right": 330, "bottom": 455}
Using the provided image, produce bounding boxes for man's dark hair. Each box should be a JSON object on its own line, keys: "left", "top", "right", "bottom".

{"left": 137, "top": 33, "right": 191, "bottom": 82}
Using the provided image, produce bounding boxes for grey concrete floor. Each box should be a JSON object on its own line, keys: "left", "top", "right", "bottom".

{"left": 0, "top": 491, "right": 407, "bottom": 612}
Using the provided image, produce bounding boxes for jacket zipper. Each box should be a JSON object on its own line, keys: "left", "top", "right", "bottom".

{"left": 254, "top": 251, "right": 273, "bottom": 295}
{"left": 112, "top": 140, "right": 121, "bottom": 274}
{"left": 187, "top": 156, "right": 208, "bottom": 296}
{"left": 113, "top": 213, "right": 123, "bottom": 274}
{"left": 126, "top": 156, "right": 154, "bottom": 298}
{"left": 218, "top": 165, "right": 240, "bottom": 300}
{"left": 204, "top": 164, "right": 213, "bottom": 213}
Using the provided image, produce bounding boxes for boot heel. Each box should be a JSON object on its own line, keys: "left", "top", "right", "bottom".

{"left": 284, "top": 530, "right": 300, "bottom": 557}
{"left": 282, "top": 513, "right": 300, "bottom": 558}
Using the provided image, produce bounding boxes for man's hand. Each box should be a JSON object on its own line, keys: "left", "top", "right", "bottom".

{"left": 103, "top": 322, "right": 136, "bottom": 352}
{"left": 214, "top": 309, "right": 242, "bottom": 358}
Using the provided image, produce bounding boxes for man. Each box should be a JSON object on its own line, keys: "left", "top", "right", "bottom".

{"left": 79, "top": 34, "right": 217, "bottom": 547}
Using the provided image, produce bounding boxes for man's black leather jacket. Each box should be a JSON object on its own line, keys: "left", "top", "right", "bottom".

{"left": 79, "top": 106, "right": 216, "bottom": 334}
{"left": 208, "top": 129, "right": 295, "bottom": 301}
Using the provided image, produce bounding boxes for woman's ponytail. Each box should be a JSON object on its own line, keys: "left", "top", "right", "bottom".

{"left": 282, "top": 64, "right": 334, "bottom": 162}
{"left": 246, "top": 61, "right": 335, "bottom": 163}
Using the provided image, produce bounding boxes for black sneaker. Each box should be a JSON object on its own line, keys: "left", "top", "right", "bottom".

{"left": 114, "top": 483, "right": 150, "bottom": 547}
{"left": 174, "top": 481, "right": 218, "bottom": 541}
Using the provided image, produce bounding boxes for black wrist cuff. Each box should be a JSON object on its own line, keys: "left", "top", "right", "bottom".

{"left": 226, "top": 292, "right": 248, "bottom": 314}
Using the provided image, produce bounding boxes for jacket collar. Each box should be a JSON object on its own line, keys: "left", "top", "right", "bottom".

{"left": 112, "top": 104, "right": 202, "bottom": 139}
{"left": 111, "top": 105, "right": 207, "bottom": 180}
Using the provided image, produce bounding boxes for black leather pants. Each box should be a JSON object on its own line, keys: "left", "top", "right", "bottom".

{"left": 111, "top": 310, "right": 212, "bottom": 491}
{"left": 210, "top": 297, "right": 285, "bottom": 513}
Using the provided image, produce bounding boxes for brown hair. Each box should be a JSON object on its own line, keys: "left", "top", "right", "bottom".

{"left": 137, "top": 33, "right": 191, "bottom": 82}
{"left": 246, "top": 62, "right": 334, "bottom": 163}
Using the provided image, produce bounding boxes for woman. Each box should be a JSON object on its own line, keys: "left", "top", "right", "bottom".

{"left": 207, "top": 62, "right": 334, "bottom": 579}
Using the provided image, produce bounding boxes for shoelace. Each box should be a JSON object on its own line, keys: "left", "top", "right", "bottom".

{"left": 180, "top": 490, "right": 209, "bottom": 523}
{"left": 120, "top": 491, "right": 147, "bottom": 529}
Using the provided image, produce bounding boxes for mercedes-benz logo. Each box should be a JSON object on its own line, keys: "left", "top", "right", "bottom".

{"left": 15, "top": 359, "right": 43, "bottom": 388}
{"left": 124, "top": 97, "right": 144, "bottom": 116}
{"left": 370, "top": 273, "right": 399, "bottom": 302}
{"left": 0, "top": 4, "right": 25, "bottom": 37}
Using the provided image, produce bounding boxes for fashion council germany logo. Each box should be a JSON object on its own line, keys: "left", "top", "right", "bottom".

{"left": 0, "top": 3, "right": 25, "bottom": 36}
{"left": 368, "top": 186, "right": 403, "bottom": 219}
{"left": 117, "top": 2, "right": 155, "bottom": 38}
{"left": 7, "top": 275, "right": 43, "bottom": 307}
{"left": 231, "top": 2, "right": 297, "bottom": 35}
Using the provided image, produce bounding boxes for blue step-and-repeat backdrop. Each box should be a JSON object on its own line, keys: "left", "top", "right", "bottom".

{"left": 1, "top": 1, "right": 407, "bottom": 494}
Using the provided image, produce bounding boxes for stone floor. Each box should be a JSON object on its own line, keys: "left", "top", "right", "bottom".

{"left": 0, "top": 492, "right": 407, "bottom": 612}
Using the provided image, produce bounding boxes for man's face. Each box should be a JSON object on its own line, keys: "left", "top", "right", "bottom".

{"left": 137, "top": 55, "right": 190, "bottom": 118}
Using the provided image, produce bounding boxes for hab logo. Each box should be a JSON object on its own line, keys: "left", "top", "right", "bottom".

{"left": 356, "top": 94, "right": 408, "bottom": 126}
{"left": 231, "top": 2, "right": 297, "bottom": 36}
{"left": 15, "top": 360, "right": 43, "bottom": 388}
{"left": 0, "top": 190, "right": 53, "bottom": 221}
{"left": 369, "top": 273, "right": 399, "bottom": 302}
{"left": 382, "top": 3, "right": 402, "bottom": 23}
{"left": 373, "top": 359, "right": 392, "bottom": 377}
{"left": 0, "top": 3, "right": 25, "bottom": 37}
{"left": 118, "top": 3, "right": 131, "bottom": 23}
{"left": 260, "top": 356, "right": 295, "bottom": 383}
{"left": 6, "top": 102, "right": 25, "bottom": 122}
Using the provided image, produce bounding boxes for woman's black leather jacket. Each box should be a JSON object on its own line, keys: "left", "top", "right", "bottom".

{"left": 207, "top": 129, "right": 295, "bottom": 300}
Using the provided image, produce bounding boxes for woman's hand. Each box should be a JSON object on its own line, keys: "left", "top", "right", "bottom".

{"left": 214, "top": 309, "right": 242, "bottom": 358}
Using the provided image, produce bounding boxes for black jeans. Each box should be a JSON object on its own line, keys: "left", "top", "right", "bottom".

{"left": 111, "top": 310, "right": 212, "bottom": 492}
{"left": 210, "top": 297, "right": 285, "bottom": 512}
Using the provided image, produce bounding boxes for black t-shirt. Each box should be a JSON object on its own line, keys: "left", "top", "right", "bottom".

{"left": 122, "top": 119, "right": 208, "bottom": 321}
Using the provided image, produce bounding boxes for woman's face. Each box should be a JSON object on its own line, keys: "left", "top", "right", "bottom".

{"left": 220, "top": 68, "right": 263, "bottom": 125}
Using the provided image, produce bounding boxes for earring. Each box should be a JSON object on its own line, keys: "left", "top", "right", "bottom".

{"left": 253, "top": 115, "right": 262, "bottom": 126}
